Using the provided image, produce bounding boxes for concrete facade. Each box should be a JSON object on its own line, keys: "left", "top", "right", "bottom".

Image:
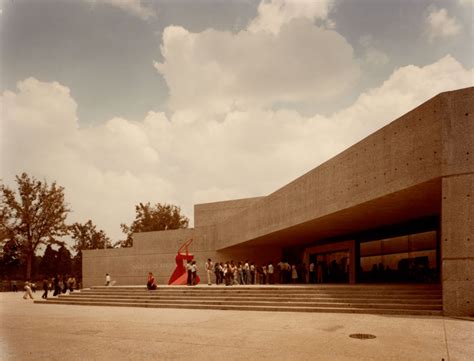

{"left": 83, "top": 87, "right": 473, "bottom": 316}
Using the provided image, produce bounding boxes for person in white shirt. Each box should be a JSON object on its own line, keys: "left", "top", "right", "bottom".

{"left": 23, "top": 281, "right": 34, "bottom": 299}
{"left": 267, "top": 262, "right": 274, "bottom": 284}
{"left": 244, "top": 260, "right": 250, "bottom": 285}
{"left": 205, "top": 259, "right": 213, "bottom": 286}
{"left": 105, "top": 273, "right": 111, "bottom": 286}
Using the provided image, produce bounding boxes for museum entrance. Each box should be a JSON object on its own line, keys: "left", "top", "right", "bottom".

{"left": 305, "top": 240, "right": 356, "bottom": 284}
{"left": 310, "top": 250, "right": 350, "bottom": 283}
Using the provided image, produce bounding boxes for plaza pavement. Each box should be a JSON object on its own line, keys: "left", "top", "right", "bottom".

{"left": 0, "top": 291, "right": 472, "bottom": 361}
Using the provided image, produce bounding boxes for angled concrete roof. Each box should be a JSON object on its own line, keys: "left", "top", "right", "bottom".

{"left": 213, "top": 87, "right": 473, "bottom": 250}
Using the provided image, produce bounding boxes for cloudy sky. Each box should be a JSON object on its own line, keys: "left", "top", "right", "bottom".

{"left": 1, "top": 0, "right": 473, "bottom": 243}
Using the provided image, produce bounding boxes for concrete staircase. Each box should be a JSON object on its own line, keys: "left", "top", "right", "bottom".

{"left": 34, "top": 284, "right": 443, "bottom": 316}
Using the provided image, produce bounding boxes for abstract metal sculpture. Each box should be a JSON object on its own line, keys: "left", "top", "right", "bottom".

{"left": 168, "top": 238, "right": 200, "bottom": 285}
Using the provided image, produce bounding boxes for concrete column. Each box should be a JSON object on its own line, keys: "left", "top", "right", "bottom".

{"left": 441, "top": 174, "right": 474, "bottom": 316}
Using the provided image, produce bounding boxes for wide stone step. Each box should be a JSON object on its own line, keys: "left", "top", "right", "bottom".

{"left": 60, "top": 294, "right": 441, "bottom": 304}
{"left": 78, "top": 291, "right": 442, "bottom": 299}
{"left": 34, "top": 299, "right": 443, "bottom": 316}
{"left": 89, "top": 286, "right": 441, "bottom": 292}
{"left": 51, "top": 296, "right": 442, "bottom": 310}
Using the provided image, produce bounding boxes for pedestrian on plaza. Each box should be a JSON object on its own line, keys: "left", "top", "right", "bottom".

{"left": 62, "top": 275, "right": 68, "bottom": 293}
{"left": 105, "top": 273, "right": 111, "bottom": 286}
{"left": 214, "top": 262, "right": 221, "bottom": 285}
{"left": 268, "top": 262, "right": 274, "bottom": 284}
{"left": 23, "top": 280, "right": 34, "bottom": 300}
{"left": 291, "top": 265, "right": 298, "bottom": 283}
{"left": 11, "top": 280, "right": 18, "bottom": 292}
{"left": 53, "top": 275, "right": 61, "bottom": 296}
{"left": 42, "top": 278, "right": 49, "bottom": 299}
{"left": 191, "top": 260, "right": 198, "bottom": 285}
{"left": 309, "top": 262, "right": 315, "bottom": 283}
{"left": 244, "top": 260, "right": 251, "bottom": 285}
{"left": 205, "top": 258, "right": 213, "bottom": 286}
{"left": 68, "top": 276, "right": 76, "bottom": 292}
{"left": 186, "top": 260, "right": 192, "bottom": 286}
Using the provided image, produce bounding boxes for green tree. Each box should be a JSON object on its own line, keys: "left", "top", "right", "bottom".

{"left": 0, "top": 238, "right": 23, "bottom": 278}
{"left": 69, "top": 220, "right": 112, "bottom": 252}
{"left": 117, "top": 203, "right": 189, "bottom": 247}
{"left": 69, "top": 220, "right": 112, "bottom": 280}
{"left": 0, "top": 173, "right": 69, "bottom": 279}
{"left": 56, "top": 245, "right": 72, "bottom": 275}
{"left": 39, "top": 244, "right": 57, "bottom": 277}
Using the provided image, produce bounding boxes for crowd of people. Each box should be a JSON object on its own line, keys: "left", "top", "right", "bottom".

{"left": 20, "top": 275, "right": 77, "bottom": 300}
{"left": 193, "top": 259, "right": 321, "bottom": 286}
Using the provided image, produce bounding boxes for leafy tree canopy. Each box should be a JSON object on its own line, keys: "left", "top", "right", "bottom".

{"left": 70, "top": 220, "right": 112, "bottom": 253}
{"left": 117, "top": 203, "right": 189, "bottom": 247}
{"left": 0, "top": 173, "right": 69, "bottom": 278}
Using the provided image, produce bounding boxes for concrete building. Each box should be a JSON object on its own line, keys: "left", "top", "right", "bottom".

{"left": 83, "top": 87, "right": 473, "bottom": 316}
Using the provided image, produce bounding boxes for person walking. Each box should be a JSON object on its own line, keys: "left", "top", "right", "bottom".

{"left": 41, "top": 278, "right": 49, "bottom": 299}
{"left": 205, "top": 258, "right": 213, "bottom": 286}
{"left": 105, "top": 273, "right": 111, "bottom": 286}
{"left": 23, "top": 280, "right": 34, "bottom": 299}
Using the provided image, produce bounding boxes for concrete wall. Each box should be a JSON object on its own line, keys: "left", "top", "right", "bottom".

{"left": 83, "top": 229, "right": 195, "bottom": 287}
{"left": 441, "top": 174, "right": 474, "bottom": 316}
{"left": 440, "top": 88, "right": 474, "bottom": 316}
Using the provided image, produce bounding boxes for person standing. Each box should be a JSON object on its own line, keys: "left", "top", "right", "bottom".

{"left": 205, "top": 259, "right": 213, "bottom": 286}
{"left": 309, "top": 262, "right": 315, "bottom": 283}
{"left": 105, "top": 273, "right": 111, "bottom": 286}
{"left": 186, "top": 261, "right": 192, "bottom": 286}
{"left": 42, "top": 278, "right": 49, "bottom": 299}
{"left": 214, "top": 262, "right": 220, "bottom": 285}
{"left": 244, "top": 260, "right": 250, "bottom": 285}
{"left": 11, "top": 280, "right": 18, "bottom": 292}
{"left": 291, "top": 265, "right": 298, "bottom": 283}
{"left": 268, "top": 262, "right": 274, "bottom": 284}
{"left": 191, "top": 261, "right": 198, "bottom": 286}
{"left": 53, "top": 275, "right": 60, "bottom": 296}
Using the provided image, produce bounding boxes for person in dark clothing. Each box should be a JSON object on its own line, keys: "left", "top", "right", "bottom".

{"left": 62, "top": 275, "right": 68, "bottom": 293}
{"left": 186, "top": 261, "right": 192, "bottom": 286}
{"left": 147, "top": 272, "right": 157, "bottom": 290}
{"left": 42, "top": 278, "right": 49, "bottom": 299}
{"left": 53, "top": 275, "right": 61, "bottom": 296}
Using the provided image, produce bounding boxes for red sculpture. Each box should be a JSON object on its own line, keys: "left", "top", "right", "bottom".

{"left": 168, "top": 238, "right": 200, "bottom": 285}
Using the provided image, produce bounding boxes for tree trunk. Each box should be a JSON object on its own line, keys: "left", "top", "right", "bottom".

{"left": 26, "top": 251, "right": 32, "bottom": 280}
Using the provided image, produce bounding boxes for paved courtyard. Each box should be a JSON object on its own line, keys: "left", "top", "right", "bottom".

{"left": 1, "top": 292, "right": 473, "bottom": 361}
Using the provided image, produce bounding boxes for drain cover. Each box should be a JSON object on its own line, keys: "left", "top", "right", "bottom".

{"left": 349, "top": 333, "right": 376, "bottom": 340}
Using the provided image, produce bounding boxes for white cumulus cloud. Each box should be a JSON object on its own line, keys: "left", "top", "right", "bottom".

{"left": 1, "top": 56, "right": 472, "bottom": 242}
{"left": 155, "top": 18, "right": 359, "bottom": 117}
{"left": 425, "top": 7, "right": 462, "bottom": 42}
{"left": 248, "top": 0, "right": 334, "bottom": 34}
{"left": 84, "top": 0, "right": 156, "bottom": 20}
